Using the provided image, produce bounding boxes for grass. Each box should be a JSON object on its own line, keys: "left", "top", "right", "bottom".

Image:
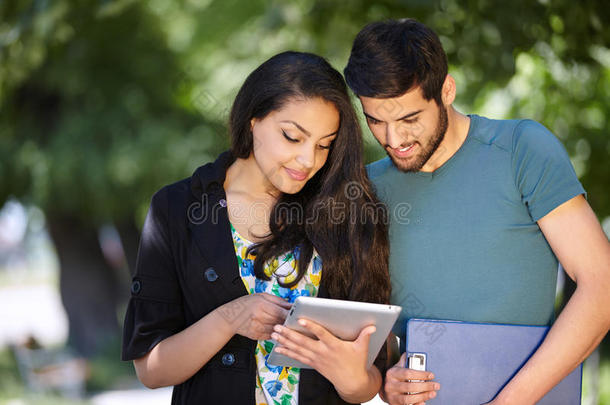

{"left": 1, "top": 342, "right": 610, "bottom": 404}
{"left": 0, "top": 337, "right": 137, "bottom": 405}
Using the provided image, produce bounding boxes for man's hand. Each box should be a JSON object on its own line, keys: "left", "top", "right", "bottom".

{"left": 382, "top": 352, "right": 440, "bottom": 405}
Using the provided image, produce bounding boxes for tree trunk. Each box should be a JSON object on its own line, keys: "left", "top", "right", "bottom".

{"left": 46, "top": 214, "right": 122, "bottom": 357}
{"left": 115, "top": 218, "right": 141, "bottom": 277}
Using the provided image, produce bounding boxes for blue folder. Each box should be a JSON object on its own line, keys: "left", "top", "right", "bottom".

{"left": 406, "top": 318, "right": 582, "bottom": 404}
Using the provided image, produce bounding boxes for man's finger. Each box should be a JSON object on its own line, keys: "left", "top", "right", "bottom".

{"left": 389, "top": 366, "right": 434, "bottom": 382}
{"left": 399, "top": 389, "right": 437, "bottom": 404}
{"left": 391, "top": 380, "right": 440, "bottom": 395}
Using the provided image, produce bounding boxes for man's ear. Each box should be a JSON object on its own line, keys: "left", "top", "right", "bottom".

{"left": 441, "top": 74, "right": 456, "bottom": 106}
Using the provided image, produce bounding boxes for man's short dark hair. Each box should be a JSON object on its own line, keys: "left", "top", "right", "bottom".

{"left": 344, "top": 18, "right": 448, "bottom": 103}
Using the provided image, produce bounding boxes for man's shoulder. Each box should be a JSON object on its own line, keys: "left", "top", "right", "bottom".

{"left": 470, "top": 115, "right": 553, "bottom": 152}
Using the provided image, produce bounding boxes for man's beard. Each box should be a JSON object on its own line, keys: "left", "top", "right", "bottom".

{"left": 390, "top": 104, "right": 448, "bottom": 173}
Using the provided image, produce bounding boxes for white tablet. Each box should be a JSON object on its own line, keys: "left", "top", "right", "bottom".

{"left": 267, "top": 296, "right": 401, "bottom": 369}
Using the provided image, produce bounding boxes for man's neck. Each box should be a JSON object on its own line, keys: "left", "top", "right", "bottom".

{"left": 420, "top": 106, "right": 470, "bottom": 173}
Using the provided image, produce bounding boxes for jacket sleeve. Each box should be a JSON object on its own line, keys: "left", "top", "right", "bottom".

{"left": 121, "top": 186, "right": 185, "bottom": 361}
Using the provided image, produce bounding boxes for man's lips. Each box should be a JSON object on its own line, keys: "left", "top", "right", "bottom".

{"left": 389, "top": 143, "right": 417, "bottom": 158}
{"left": 284, "top": 167, "right": 308, "bottom": 181}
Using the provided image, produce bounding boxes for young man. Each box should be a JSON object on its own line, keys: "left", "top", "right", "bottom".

{"left": 344, "top": 19, "right": 610, "bottom": 405}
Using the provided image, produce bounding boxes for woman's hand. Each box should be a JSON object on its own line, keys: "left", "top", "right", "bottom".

{"left": 219, "top": 293, "right": 292, "bottom": 340}
{"left": 271, "top": 318, "right": 380, "bottom": 401}
{"left": 133, "top": 293, "right": 290, "bottom": 388}
{"left": 382, "top": 352, "right": 440, "bottom": 405}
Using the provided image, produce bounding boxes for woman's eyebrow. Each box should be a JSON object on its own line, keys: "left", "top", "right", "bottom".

{"left": 280, "top": 120, "right": 311, "bottom": 136}
{"left": 280, "top": 120, "right": 338, "bottom": 138}
{"left": 321, "top": 131, "right": 338, "bottom": 139}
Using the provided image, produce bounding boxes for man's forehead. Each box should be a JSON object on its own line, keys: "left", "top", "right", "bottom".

{"left": 359, "top": 88, "right": 426, "bottom": 120}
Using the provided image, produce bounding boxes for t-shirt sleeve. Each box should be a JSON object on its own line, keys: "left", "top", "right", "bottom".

{"left": 511, "top": 119, "right": 586, "bottom": 222}
{"left": 121, "top": 186, "right": 185, "bottom": 361}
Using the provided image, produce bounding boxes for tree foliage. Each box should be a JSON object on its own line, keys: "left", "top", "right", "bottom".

{"left": 1, "top": 0, "right": 608, "bottom": 356}
{"left": 2, "top": 0, "right": 609, "bottom": 221}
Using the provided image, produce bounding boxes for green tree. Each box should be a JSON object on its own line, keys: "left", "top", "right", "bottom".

{"left": 0, "top": 0, "right": 226, "bottom": 355}
{"left": 1, "top": 0, "right": 608, "bottom": 359}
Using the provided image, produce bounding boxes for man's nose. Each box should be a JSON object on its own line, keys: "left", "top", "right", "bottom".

{"left": 386, "top": 123, "right": 405, "bottom": 149}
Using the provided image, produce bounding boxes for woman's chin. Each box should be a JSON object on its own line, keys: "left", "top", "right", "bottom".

{"left": 276, "top": 180, "right": 307, "bottom": 195}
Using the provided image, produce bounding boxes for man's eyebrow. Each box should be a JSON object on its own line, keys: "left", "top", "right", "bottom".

{"left": 363, "top": 109, "right": 423, "bottom": 122}
{"left": 281, "top": 120, "right": 338, "bottom": 138}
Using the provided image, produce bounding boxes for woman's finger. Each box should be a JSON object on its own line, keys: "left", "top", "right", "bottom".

{"left": 271, "top": 325, "right": 319, "bottom": 358}
{"left": 296, "top": 318, "right": 335, "bottom": 345}
{"left": 260, "top": 293, "right": 293, "bottom": 308}
{"left": 354, "top": 325, "right": 376, "bottom": 349}
{"left": 273, "top": 346, "right": 314, "bottom": 368}
{"left": 260, "top": 303, "right": 289, "bottom": 324}
{"left": 257, "top": 324, "right": 275, "bottom": 339}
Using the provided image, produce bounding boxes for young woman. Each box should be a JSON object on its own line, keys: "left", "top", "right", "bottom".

{"left": 122, "top": 51, "right": 391, "bottom": 404}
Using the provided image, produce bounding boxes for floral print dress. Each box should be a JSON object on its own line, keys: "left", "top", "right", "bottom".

{"left": 230, "top": 224, "right": 322, "bottom": 405}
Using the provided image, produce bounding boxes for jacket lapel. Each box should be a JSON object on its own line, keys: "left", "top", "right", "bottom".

{"left": 188, "top": 151, "right": 248, "bottom": 302}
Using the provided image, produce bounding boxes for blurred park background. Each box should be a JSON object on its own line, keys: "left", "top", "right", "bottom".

{"left": 1, "top": 0, "right": 609, "bottom": 403}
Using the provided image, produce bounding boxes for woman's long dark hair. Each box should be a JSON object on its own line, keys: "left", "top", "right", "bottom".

{"left": 229, "top": 51, "right": 390, "bottom": 304}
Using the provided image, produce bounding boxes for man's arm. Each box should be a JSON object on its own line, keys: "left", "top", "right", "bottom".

{"left": 490, "top": 194, "right": 610, "bottom": 404}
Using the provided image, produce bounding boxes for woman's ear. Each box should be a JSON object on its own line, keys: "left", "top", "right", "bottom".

{"left": 250, "top": 118, "right": 257, "bottom": 132}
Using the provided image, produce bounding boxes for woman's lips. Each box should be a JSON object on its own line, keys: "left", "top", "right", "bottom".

{"left": 284, "top": 167, "right": 308, "bottom": 181}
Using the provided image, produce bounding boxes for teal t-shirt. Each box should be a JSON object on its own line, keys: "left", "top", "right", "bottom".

{"left": 367, "top": 114, "right": 585, "bottom": 344}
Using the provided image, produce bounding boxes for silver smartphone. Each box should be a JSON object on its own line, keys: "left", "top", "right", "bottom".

{"left": 407, "top": 353, "right": 427, "bottom": 394}
{"left": 267, "top": 296, "right": 402, "bottom": 369}
{"left": 408, "top": 353, "right": 427, "bottom": 371}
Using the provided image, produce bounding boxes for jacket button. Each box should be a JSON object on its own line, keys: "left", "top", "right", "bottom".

{"left": 204, "top": 267, "right": 218, "bottom": 282}
{"left": 221, "top": 353, "right": 235, "bottom": 366}
{"left": 131, "top": 280, "right": 141, "bottom": 294}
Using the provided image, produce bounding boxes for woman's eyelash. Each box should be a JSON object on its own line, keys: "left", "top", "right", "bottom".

{"left": 282, "top": 130, "right": 298, "bottom": 142}
{"left": 282, "top": 129, "right": 332, "bottom": 149}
